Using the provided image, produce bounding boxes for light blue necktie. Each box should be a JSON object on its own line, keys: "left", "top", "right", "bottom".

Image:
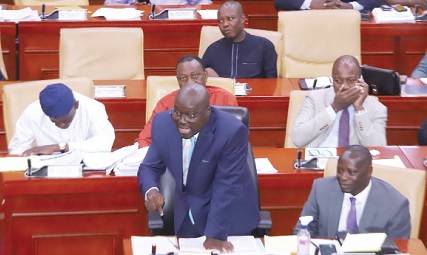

{"left": 187, "top": 136, "right": 196, "bottom": 225}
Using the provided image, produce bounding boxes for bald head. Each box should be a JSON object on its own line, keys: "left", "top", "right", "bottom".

{"left": 173, "top": 84, "right": 211, "bottom": 139}
{"left": 333, "top": 55, "right": 361, "bottom": 77}
{"left": 219, "top": 0, "right": 243, "bottom": 15}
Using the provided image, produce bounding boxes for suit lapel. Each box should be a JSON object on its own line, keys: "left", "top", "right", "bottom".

{"left": 187, "top": 111, "right": 216, "bottom": 183}
{"left": 359, "top": 180, "right": 379, "bottom": 230}
{"left": 327, "top": 181, "right": 344, "bottom": 237}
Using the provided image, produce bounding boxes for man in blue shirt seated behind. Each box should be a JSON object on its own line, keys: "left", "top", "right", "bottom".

{"left": 202, "top": 0, "right": 278, "bottom": 78}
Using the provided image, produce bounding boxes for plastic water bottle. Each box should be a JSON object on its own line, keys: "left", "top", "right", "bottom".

{"left": 297, "top": 224, "right": 310, "bottom": 255}
{"left": 297, "top": 216, "right": 313, "bottom": 255}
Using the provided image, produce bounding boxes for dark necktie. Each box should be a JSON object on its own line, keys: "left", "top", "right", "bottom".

{"left": 338, "top": 108, "right": 350, "bottom": 147}
{"left": 347, "top": 197, "right": 358, "bottom": 232}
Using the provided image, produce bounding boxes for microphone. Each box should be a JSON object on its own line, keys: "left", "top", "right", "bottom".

{"left": 297, "top": 150, "right": 302, "bottom": 168}
{"left": 149, "top": 4, "right": 156, "bottom": 19}
{"left": 27, "top": 158, "right": 32, "bottom": 176}
{"left": 41, "top": 4, "right": 45, "bottom": 20}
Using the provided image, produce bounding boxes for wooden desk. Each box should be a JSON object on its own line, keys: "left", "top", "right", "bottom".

{"left": 1, "top": 146, "right": 425, "bottom": 255}
{"left": 122, "top": 238, "right": 427, "bottom": 255}
{"left": 7, "top": 4, "right": 427, "bottom": 80}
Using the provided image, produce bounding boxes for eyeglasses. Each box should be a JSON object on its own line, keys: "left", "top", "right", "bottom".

{"left": 170, "top": 107, "right": 208, "bottom": 122}
{"left": 307, "top": 149, "right": 334, "bottom": 157}
{"left": 177, "top": 73, "right": 202, "bottom": 83}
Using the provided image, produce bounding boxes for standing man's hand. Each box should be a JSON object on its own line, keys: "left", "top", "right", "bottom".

{"left": 204, "top": 238, "right": 234, "bottom": 253}
{"left": 353, "top": 80, "right": 369, "bottom": 111}
{"left": 144, "top": 189, "right": 165, "bottom": 216}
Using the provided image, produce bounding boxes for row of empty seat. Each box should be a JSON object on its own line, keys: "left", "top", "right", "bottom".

{"left": 7, "top": 9, "right": 360, "bottom": 81}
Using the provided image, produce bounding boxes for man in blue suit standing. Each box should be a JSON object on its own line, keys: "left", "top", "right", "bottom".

{"left": 138, "top": 84, "right": 260, "bottom": 252}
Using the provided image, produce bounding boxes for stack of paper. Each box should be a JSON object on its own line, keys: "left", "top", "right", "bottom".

{"left": 197, "top": 9, "right": 217, "bottom": 19}
{"left": 83, "top": 143, "right": 139, "bottom": 173}
{"left": 112, "top": 146, "right": 148, "bottom": 176}
{"left": 179, "top": 236, "right": 261, "bottom": 255}
{"left": 304, "top": 76, "right": 332, "bottom": 89}
{"left": 372, "top": 7, "right": 415, "bottom": 23}
{"left": 341, "top": 233, "right": 387, "bottom": 253}
{"left": 91, "top": 8, "right": 143, "bottom": 20}
{"left": 255, "top": 158, "right": 278, "bottom": 174}
{"left": 1, "top": 7, "right": 41, "bottom": 22}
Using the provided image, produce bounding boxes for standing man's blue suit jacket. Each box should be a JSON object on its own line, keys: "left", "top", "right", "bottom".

{"left": 138, "top": 107, "right": 260, "bottom": 240}
{"left": 274, "top": 0, "right": 386, "bottom": 11}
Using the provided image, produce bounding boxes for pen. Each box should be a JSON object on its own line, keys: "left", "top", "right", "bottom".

{"left": 310, "top": 241, "right": 319, "bottom": 255}
{"left": 312, "top": 79, "right": 318, "bottom": 90}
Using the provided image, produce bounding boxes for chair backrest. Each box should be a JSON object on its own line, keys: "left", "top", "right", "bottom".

{"left": 2, "top": 77, "right": 93, "bottom": 144}
{"left": 60, "top": 27, "right": 144, "bottom": 80}
{"left": 0, "top": 34, "right": 8, "bottom": 80}
{"left": 284, "top": 90, "right": 307, "bottom": 148}
{"left": 198, "top": 26, "right": 282, "bottom": 76}
{"left": 278, "top": 10, "right": 361, "bottom": 78}
{"left": 145, "top": 76, "right": 235, "bottom": 122}
{"left": 14, "top": 0, "right": 88, "bottom": 4}
{"left": 324, "top": 158, "right": 426, "bottom": 238}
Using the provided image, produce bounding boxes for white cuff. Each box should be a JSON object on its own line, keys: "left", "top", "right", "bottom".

{"left": 145, "top": 187, "right": 159, "bottom": 201}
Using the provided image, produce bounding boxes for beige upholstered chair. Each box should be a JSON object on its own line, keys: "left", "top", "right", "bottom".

{"left": 14, "top": 0, "right": 88, "bottom": 5}
{"left": 278, "top": 10, "right": 361, "bottom": 78}
{"left": 324, "top": 158, "right": 426, "bottom": 238}
{"left": 60, "top": 27, "right": 144, "bottom": 80}
{"left": 145, "top": 76, "right": 234, "bottom": 122}
{"left": 2, "top": 77, "right": 93, "bottom": 144}
{"left": 284, "top": 90, "right": 307, "bottom": 148}
{"left": 198, "top": 26, "right": 283, "bottom": 76}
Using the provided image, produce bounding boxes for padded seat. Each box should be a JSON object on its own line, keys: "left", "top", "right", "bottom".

{"left": 278, "top": 10, "right": 361, "bottom": 78}
{"left": 60, "top": 27, "right": 144, "bottom": 80}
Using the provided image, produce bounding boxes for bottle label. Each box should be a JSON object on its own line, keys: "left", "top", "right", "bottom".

{"left": 297, "top": 238, "right": 310, "bottom": 255}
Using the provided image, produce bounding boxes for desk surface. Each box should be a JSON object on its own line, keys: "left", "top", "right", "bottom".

{"left": 122, "top": 238, "right": 427, "bottom": 255}
{"left": 1, "top": 146, "right": 427, "bottom": 255}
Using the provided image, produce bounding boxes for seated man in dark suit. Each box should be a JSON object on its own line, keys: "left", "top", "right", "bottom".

{"left": 294, "top": 145, "right": 411, "bottom": 239}
{"left": 202, "top": 1, "right": 277, "bottom": 78}
{"left": 138, "top": 84, "right": 260, "bottom": 252}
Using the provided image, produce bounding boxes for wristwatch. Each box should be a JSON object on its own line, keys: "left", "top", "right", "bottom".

{"left": 58, "top": 142, "right": 67, "bottom": 153}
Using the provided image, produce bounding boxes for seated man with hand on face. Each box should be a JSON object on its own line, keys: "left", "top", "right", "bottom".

{"left": 139, "top": 84, "right": 260, "bottom": 252}
{"left": 202, "top": 1, "right": 277, "bottom": 78}
{"left": 294, "top": 145, "right": 411, "bottom": 239}
{"left": 291, "top": 55, "right": 387, "bottom": 148}
{"left": 135, "top": 55, "right": 237, "bottom": 149}
{"left": 8, "top": 83, "right": 115, "bottom": 156}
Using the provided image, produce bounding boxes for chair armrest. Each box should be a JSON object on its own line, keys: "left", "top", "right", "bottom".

{"left": 258, "top": 210, "right": 272, "bottom": 231}
{"left": 148, "top": 211, "right": 164, "bottom": 230}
